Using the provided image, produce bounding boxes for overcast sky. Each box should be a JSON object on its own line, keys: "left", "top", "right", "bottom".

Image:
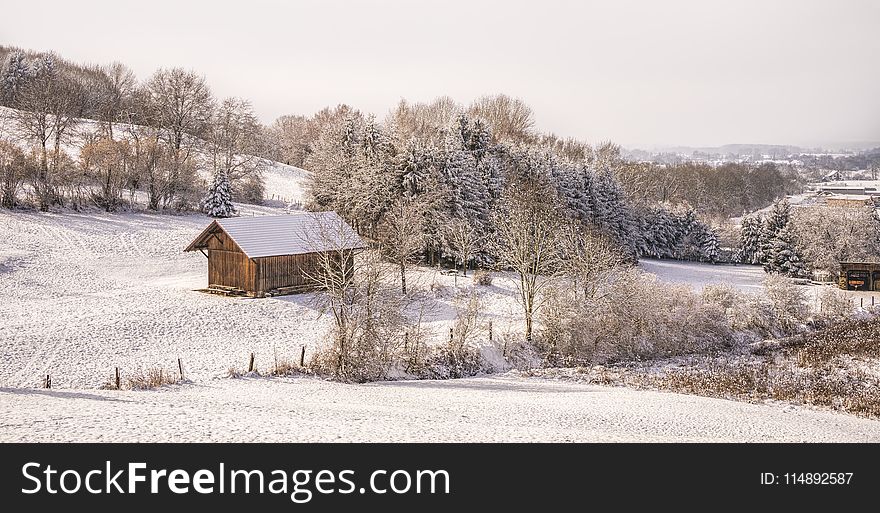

{"left": 3, "top": 0, "right": 879, "bottom": 148}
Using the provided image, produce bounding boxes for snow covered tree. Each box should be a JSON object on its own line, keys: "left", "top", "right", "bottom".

{"left": 700, "top": 228, "right": 720, "bottom": 263}
{"left": 763, "top": 225, "right": 807, "bottom": 277}
{"left": 758, "top": 198, "right": 808, "bottom": 276}
{"left": 378, "top": 197, "right": 425, "bottom": 295}
{"left": 444, "top": 218, "right": 483, "bottom": 276}
{"left": 1, "top": 51, "right": 29, "bottom": 105}
{"left": 202, "top": 171, "right": 236, "bottom": 218}
{"left": 738, "top": 214, "right": 763, "bottom": 264}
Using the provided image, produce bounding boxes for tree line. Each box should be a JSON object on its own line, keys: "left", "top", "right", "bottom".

{"left": 0, "top": 46, "right": 269, "bottom": 212}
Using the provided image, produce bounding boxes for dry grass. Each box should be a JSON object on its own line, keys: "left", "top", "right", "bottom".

{"left": 126, "top": 366, "right": 180, "bottom": 390}
{"left": 797, "top": 318, "right": 880, "bottom": 367}
{"left": 534, "top": 318, "right": 880, "bottom": 418}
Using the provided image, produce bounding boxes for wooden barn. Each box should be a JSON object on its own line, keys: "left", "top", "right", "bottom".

{"left": 184, "top": 212, "right": 366, "bottom": 297}
{"left": 839, "top": 262, "right": 880, "bottom": 291}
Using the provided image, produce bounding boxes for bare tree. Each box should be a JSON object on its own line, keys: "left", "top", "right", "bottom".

{"left": 378, "top": 197, "right": 425, "bottom": 294}
{"left": 493, "top": 178, "right": 565, "bottom": 342}
{"left": 80, "top": 137, "right": 132, "bottom": 211}
{"left": 444, "top": 217, "right": 483, "bottom": 276}
{"left": 145, "top": 68, "right": 213, "bottom": 207}
{"left": 300, "top": 213, "right": 410, "bottom": 381}
{"left": 209, "top": 97, "right": 265, "bottom": 202}
{"left": 468, "top": 94, "right": 535, "bottom": 144}
{"left": 96, "top": 62, "right": 136, "bottom": 140}
{"left": 0, "top": 140, "right": 27, "bottom": 208}
{"left": 12, "top": 54, "right": 80, "bottom": 210}
{"left": 559, "top": 221, "right": 624, "bottom": 300}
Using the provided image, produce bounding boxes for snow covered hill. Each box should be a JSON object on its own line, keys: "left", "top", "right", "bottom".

{"left": 0, "top": 105, "right": 311, "bottom": 207}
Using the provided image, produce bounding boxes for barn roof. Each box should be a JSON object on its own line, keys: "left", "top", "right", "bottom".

{"left": 184, "top": 212, "right": 366, "bottom": 258}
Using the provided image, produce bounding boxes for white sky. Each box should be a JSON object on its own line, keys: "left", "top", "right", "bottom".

{"left": 3, "top": 0, "right": 879, "bottom": 148}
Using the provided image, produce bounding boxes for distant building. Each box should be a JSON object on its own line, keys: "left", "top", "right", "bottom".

{"left": 824, "top": 194, "right": 876, "bottom": 208}
{"left": 839, "top": 262, "right": 880, "bottom": 291}
{"left": 822, "top": 170, "right": 842, "bottom": 182}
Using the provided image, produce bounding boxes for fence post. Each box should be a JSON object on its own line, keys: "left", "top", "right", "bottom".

{"left": 489, "top": 321, "right": 493, "bottom": 343}
{"left": 861, "top": 297, "right": 864, "bottom": 308}
{"left": 115, "top": 367, "right": 120, "bottom": 390}
{"left": 178, "top": 358, "right": 184, "bottom": 381}
{"left": 300, "top": 346, "right": 306, "bottom": 367}
{"left": 45, "top": 374, "right": 51, "bottom": 389}
{"left": 248, "top": 352, "right": 255, "bottom": 373}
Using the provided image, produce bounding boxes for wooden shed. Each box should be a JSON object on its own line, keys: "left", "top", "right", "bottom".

{"left": 184, "top": 212, "right": 366, "bottom": 297}
{"left": 839, "top": 262, "right": 880, "bottom": 291}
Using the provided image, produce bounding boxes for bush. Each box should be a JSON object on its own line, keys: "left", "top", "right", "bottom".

{"left": 818, "top": 287, "right": 854, "bottom": 320}
{"left": 473, "top": 270, "right": 493, "bottom": 286}
{"left": 540, "top": 270, "right": 734, "bottom": 366}
{"left": 763, "top": 273, "right": 810, "bottom": 334}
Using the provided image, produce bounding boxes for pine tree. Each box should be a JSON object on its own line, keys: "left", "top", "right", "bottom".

{"left": 739, "top": 214, "right": 763, "bottom": 264}
{"left": 202, "top": 171, "right": 236, "bottom": 218}
{"left": 700, "top": 228, "right": 720, "bottom": 263}
{"left": 764, "top": 226, "right": 808, "bottom": 277}
{"left": 1, "top": 51, "right": 29, "bottom": 105}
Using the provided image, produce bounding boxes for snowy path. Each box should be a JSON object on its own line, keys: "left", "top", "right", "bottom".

{"left": 1, "top": 375, "right": 878, "bottom": 442}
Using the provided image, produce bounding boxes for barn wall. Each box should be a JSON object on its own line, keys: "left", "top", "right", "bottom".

{"left": 255, "top": 253, "right": 322, "bottom": 292}
{"left": 206, "top": 229, "right": 256, "bottom": 291}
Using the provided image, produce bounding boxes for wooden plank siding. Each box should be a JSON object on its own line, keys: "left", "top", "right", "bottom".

{"left": 255, "top": 253, "right": 321, "bottom": 292}
{"left": 200, "top": 224, "right": 358, "bottom": 296}
{"left": 206, "top": 229, "right": 256, "bottom": 292}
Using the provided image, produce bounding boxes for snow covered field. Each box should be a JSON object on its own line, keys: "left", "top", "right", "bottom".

{"left": 2, "top": 375, "right": 879, "bottom": 442}
{"left": 3, "top": 208, "right": 878, "bottom": 442}
{"left": 639, "top": 258, "right": 766, "bottom": 293}
{"left": 0, "top": 208, "right": 523, "bottom": 389}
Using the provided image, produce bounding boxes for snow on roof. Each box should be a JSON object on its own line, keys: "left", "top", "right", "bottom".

{"left": 826, "top": 194, "right": 873, "bottom": 201}
{"left": 185, "top": 212, "right": 366, "bottom": 258}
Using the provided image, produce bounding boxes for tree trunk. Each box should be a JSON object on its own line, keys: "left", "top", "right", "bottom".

{"left": 400, "top": 262, "right": 407, "bottom": 295}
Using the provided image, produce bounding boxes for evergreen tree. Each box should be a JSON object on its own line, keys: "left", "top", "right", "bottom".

{"left": 699, "top": 227, "right": 720, "bottom": 263}
{"left": 757, "top": 198, "right": 809, "bottom": 276}
{"left": 764, "top": 226, "right": 808, "bottom": 277}
{"left": 202, "top": 171, "right": 236, "bottom": 218}
{"left": 1, "top": 51, "right": 29, "bottom": 105}
{"left": 739, "top": 214, "right": 763, "bottom": 264}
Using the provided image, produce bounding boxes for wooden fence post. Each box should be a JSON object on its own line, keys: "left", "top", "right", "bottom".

{"left": 178, "top": 358, "right": 184, "bottom": 381}
{"left": 45, "top": 374, "right": 51, "bottom": 389}
{"left": 248, "top": 352, "right": 255, "bottom": 373}
{"left": 300, "top": 346, "right": 306, "bottom": 367}
{"left": 115, "top": 367, "right": 120, "bottom": 390}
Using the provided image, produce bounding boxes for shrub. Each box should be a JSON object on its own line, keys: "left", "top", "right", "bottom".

{"left": 126, "top": 366, "right": 179, "bottom": 390}
{"left": 763, "top": 273, "right": 810, "bottom": 334}
{"left": 540, "top": 270, "right": 734, "bottom": 366}
{"left": 473, "top": 270, "right": 493, "bottom": 286}
{"left": 818, "top": 287, "right": 854, "bottom": 320}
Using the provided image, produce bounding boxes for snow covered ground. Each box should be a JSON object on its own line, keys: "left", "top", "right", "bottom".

{"left": 639, "top": 258, "right": 766, "bottom": 293}
{"left": 3, "top": 207, "right": 878, "bottom": 442}
{"left": 2, "top": 375, "right": 879, "bottom": 442}
{"left": 0, "top": 208, "right": 523, "bottom": 389}
{"left": 641, "top": 257, "right": 880, "bottom": 308}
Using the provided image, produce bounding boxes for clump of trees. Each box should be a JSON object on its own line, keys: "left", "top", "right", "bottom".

{"left": 0, "top": 46, "right": 268, "bottom": 212}
{"left": 738, "top": 198, "right": 879, "bottom": 280}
